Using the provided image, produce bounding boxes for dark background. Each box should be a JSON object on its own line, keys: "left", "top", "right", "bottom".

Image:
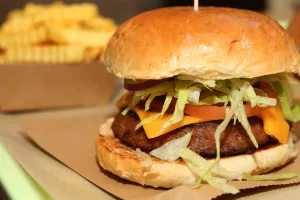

{"left": 0, "top": 0, "right": 266, "bottom": 24}
{"left": 164, "top": 0, "right": 265, "bottom": 10}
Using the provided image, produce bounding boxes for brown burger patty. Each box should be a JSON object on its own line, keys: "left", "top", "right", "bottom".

{"left": 111, "top": 111, "right": 278, "bottom": 158}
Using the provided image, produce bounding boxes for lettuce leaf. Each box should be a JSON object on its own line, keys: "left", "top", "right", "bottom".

{"left": 160, "top": 80, "right": 193, "bottom": 132}
{"left": 145, "top": 93, "right": 156, "bottom": 111}
{"left": 198, "top": 95, "right": 229, "bottom": 105}
{"left": 122, "top": 93, "right": 142, "bottom": 115}
{"left": 214, "top": 80, "right": 251, "bottom": 161}
{"left": 149, "top": 133, "right": 192, "bottom": 162}
{"left": 256, "top": 96, "right": 277, "bottom": 107}
{"left": 187, "top": 86, "right": 201, "bottom": 104}
{"left": 160, "top": 90, "right": 174, "bottom": 117}
{"left": 178, "top": 148, "right": 240, "bottom": 194}
{"left": 272, "top": 81, "right": 300, "bottom": 122}
{"left": 135, "top": 81, "right": 174, "bottom": 97}
{"left": 233, "top": 97, "right": 258, "bottom": 148}
{"left": 135, "top": 113, "right": 161, "bottom": 130}
{"left": 243, "top": 172, "right": 298, "bottom": 181}
{"left": 245, "top": 83, "right": 257, "bottom": 107}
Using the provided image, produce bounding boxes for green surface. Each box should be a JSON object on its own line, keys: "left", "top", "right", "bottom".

{"left": 0, "top": 142, "right": 53, "bottom": 200}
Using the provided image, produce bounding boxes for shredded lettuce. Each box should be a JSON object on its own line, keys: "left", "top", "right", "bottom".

{"left": 214, "top": 81, "right": 251, "bottom": 161}
{"left": 123, "top": 75, "right": 300, "bottom": 193}
{"left": 149, "top": 133, "right": 192, "bottom": 162}
{"left": 214, "top": 81, "right": 231, "bottom": 94}
{"left": 272, "top": 81, "right": 300, "bottom": 122}
{"left": 235, "top": 100, "right": 258, "bottom": 148}
{"left": 135, "top": 113, "right": 161, "bottom": 130}
{"left": 191, "top": 179, "right": 202, "bottom": 189}
{"left": 233, "top": 115, "right": 237, "bottom": 125}
{"left": 198, "top": 95, "right": 229, "bottom": 105}
{"left": 145, "top": 89, "right": 171, "bottom": 111}
{"left": 245, "top": 84, "right": 257, "bottom": 107}
{"left": 256, "top": 96, "right": 277, "bottom": 107}
{"left": 133, "top": 81, "right": 174, "bottom": 129}
{"left": 242, "top": 172, "right": 298, "bottom": 181}
{"left": 145, "top": 94, "right": 156, "bottom": 111}
{"left": 178, "top": 148, "right": 240, "bottom": 180}
{"left": 135, "top": 81, "right": 174, "bottom": 97}
{"left": 178, "top": 148, "right": 240, "bottom": 194}
{"left": 160, "top": 80, "right": 193, "bottom": 132}
{"left": 122, "top": 93, "right": 142, "bottom": 115}
{"left": 187, "top": 86, "right": 201, "bottom": 104}
{"left": 160, "top": 90, "right": 174, "bottom": 117}
{"left": 206, "top": 176, "right": 239, "bottom": 194}
{"left": 232, "top": 80, "right": 259, "bottom": 148}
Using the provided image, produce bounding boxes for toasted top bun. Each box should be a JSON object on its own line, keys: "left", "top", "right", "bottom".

{"left": 96, "top": 118, "right": 296, "bottom": 188}
{"left": 104, "top": 7, "right": 300, "bottom": 80}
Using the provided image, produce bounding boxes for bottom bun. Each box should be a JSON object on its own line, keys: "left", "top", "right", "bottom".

{"left": 96, "top": 121, "right": 296, "bottom": 188}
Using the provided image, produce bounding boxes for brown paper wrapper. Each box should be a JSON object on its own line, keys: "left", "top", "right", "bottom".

{"left": 13, "top": 105, "right": 300, "bottom": 200}
{"left": 0, "top": 63, "right": 116, "bottom": 112}
{"left": 0, "top": 119, "right": 115, "bottom": 200}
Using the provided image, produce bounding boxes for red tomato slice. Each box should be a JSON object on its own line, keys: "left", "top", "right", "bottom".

{"left": 184, "top": 103, "right": 268, "bottom": 120}
{"left": 143, "top": 96, "right": 269, "bottom": 120}
{"left": 136, "top": 81, "right": 278, "bottom": 120}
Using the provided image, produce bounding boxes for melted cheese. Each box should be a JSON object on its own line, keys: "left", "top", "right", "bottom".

{"left": 134, "top": 108, "right": 206, "bottom": 138}
{"left": 259, "top": 106, "right": 289, "bottom": 144}
{"left": 134, "top": 107, "right": 289, "bottom": 144}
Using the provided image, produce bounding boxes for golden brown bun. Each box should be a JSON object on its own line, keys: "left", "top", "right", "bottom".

{"left": 104, "top": 7, "right": 300, "bottom": 80}
{"left": 96, "top": 119, "right": 296, "bottom": 188}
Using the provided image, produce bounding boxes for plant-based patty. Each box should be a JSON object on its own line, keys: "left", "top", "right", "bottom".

{"left": 111, "top": 111, "right": 278, "bottom": 158}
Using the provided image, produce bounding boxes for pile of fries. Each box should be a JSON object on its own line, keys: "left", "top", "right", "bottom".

{"left": 0, "top": 2, "right": 117, "bottom": 63}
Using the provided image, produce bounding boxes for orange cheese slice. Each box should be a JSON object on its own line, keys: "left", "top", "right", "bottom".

{"left": 259, "top": 106, "right": 290, "bottom": 144}
{"left": 133, "top": 107, "right": 289, "bottom": 144}
{"left": 133, "top": 108, "right": 206, "bottom": 138}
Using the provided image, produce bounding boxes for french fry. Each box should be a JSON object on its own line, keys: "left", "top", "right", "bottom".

{"left": 5, "top": 45, "right": 85, "bottom": 63}
{"left": 23, "top": 2, "right": 60, "bottom": 17}
{"left": 81, "top": 17, "right": 118, "bottom": 31}
{"left": 7, "top": 9, "right": 23, "bottom": 20}
{"left": 23, "top": 2, "right": 98, "bottom": 23}
{"left": 0, "top": 1, "right": 118, "bottom": 63}
{"left": 48, "top": 26, "right": 115, "bottom": 47}
{"left": 0, "top": 27, "right": 47, "bottom": 48}
{"left": 84, "top": 47, "right": 104, "bottom": 62}
{"left": 0, "top": 54, "right": 4, "bottom": 63}
{"left": 1, "top": 18, "right": 35, "bottom": 33}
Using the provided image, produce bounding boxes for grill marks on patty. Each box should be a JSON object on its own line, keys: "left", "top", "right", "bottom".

{"left": 111, "top": 111, "right": 278, "bottom": 158}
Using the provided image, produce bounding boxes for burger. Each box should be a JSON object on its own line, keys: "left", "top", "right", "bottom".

{"left": 96, "top": 7, "right": 300, "bottom": 194}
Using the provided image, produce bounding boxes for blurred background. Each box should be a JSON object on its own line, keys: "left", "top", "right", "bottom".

{"left": 0, "top": 0, "right": 299, "bottom": 24}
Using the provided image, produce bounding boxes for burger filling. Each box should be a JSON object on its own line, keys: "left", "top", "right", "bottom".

{"left": 110, "top": 74, "right": 300, "bottom": 193}
{"left": 113, "top": 110, "right": 279, "bottom": 157}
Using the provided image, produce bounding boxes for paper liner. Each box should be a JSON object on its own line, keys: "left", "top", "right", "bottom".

{"left": 10, "top": 106, "right": 300, "bottom": 200}
{"left": 0, "top": 121, "right": 115, "bottom": 200}
{"left": 0, "top": 62, "right": 116, "bottom": 112}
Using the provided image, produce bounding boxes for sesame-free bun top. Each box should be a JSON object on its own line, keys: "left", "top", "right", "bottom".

{"left": 104, "top": 7, "right": 300, "bottom": 80}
